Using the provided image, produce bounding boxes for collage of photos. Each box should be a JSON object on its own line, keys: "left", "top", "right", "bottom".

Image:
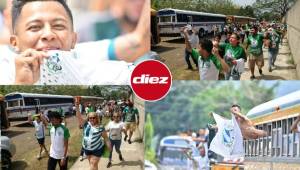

{"left": 0, "top": 0, "right": 300, "bottom": 170}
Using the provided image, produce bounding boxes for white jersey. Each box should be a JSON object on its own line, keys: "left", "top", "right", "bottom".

{"left": 188, "top": 33, "right": 199, "bottom": 49}
{"left": 33, "top": 121, "right": 45, "bottom": 139}
{"left": 106, "top": 121, "right": 125, "bottom": 140}
{"left": 0, "top": 45, "right": 16, "bottom": 84}
{"left": 0, "top": 40, "right": 133, "bottom": 85}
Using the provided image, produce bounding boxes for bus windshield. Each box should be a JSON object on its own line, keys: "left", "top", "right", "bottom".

{"left": 160, "top": 16, "right": 172, "bottom": 23}
{"left": 7, "top": 100, "right": 20, "bottom": 107}
{"left": 160, "top": 147, "right": 188, "bottom": 165}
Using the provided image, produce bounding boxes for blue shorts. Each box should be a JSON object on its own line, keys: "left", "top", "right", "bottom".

{"left": 84, "top": 147, "right": 104, "bottom": 157}
{"left": 37, "top": 138, "right": 45, "bottom": 145}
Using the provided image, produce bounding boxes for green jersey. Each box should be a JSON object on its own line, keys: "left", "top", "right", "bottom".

{"left": 247, "top": 34, "right": 264, "bottom": 56}
{"left": 268, "top": 32, "right": 280, "bottom": 50}
{"left": 123, "top": 106, "right": 139, "bottom": 122}
{"left": 191, "top": 49, "right": 222, "bottom": 80}
{"left": 219, "top": 43, "right": 247, "bottom": 66}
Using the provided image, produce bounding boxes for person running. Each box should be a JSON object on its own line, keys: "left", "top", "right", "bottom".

{"left": 231, "top": 104, "right": 267, "bottom": 139}
{"left": 123, "top": 100, "right": 139, "bottom": 144}
{"left": 218, "top": 33, "right": 247, "bottom": 80}
{"left": 265, "top": 28, "right": 280, "bottom": 72}
{"left": 183, "top": 28, "right": 229, "bottom": 80}
{"left": 106, "top": 111, "right": 126, "bottom": 168}
{"left": 75, "top": 97, "right": 111, "bottom": 170}
{"left": 181, "top": 25, "right": 199, "bottom": 70}
{"left": 28, "top": 113, "right": 49, "bottom": 160}
{"left": 41, "top": 111, "right": 70, "bottom": 170}
{"left": 245, "top": 26, "right": 265, "bottom": 79}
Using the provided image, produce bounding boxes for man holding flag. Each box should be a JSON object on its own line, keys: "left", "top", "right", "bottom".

{"left": 209, "top": 112, "right": 244, "bottom": 161}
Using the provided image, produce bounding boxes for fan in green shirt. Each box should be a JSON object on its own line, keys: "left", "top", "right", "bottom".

{"left": 182, "top": 27, "right": 229, "bottom": 80}
{"left": 219, "top": 33, "right": 247, "bottom": 80}
{"left": 245, "top": 26, "right": 266, "bottom": 79}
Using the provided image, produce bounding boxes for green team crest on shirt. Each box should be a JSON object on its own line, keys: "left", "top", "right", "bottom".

{"left": 250, "top": 37, "right": 258, "bottom": 48}
{"left": 46, "top": 53, "right": 63, "bottom": 74}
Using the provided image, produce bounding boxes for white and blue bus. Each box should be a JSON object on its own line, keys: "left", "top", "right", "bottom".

{"left": 157, "top": 135, "right": 200, "bottom": 170}
{"left": 157, "top": 8, "right": 226, "bottom": 37}
{"left": 4, "top": 93, "right": 74, "bottom": 120}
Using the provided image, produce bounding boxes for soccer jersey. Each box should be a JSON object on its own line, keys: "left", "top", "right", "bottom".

{"left": 247, "top": 34, "right": 264, "bottom": 56}
{"left": 188, "top": 33, "right": 199, "bottom": 49}
{"left": 191, "top": 49, "right": 221, "bottom": 80}
{"left": 0, "top": 40, "right": 133, "bottom": 85}
{"left": 123, "top": 107, "right": 139, "bottom": 122}
{"left": 33, "top": 121, "right": 45, "bottom": 139}
{"left": 268, "top": 32, "right": 280, "bottom": 50}
{"left": 0, "top": 45, "right": 16, "bottom": 84}
{"left": 219, "top": 43, "right": 247, "bottom": 65}
{"left": 82, "top": 122, "right": 105, "bottom": 151}
{"left": 106, "top": 121, "right": 125, "bottom": 140}
{"left": 49, "top": 124, "right": 70, "bottom": 159}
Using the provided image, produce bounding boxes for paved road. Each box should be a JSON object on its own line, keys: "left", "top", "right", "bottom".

{"left": 70, "top": 97, "right": 145, "bottom": 170}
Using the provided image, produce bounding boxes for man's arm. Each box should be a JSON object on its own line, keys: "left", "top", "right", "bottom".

{"left": 182, "top": 28, "right": 192, "bottom": 52}
{"left": 40, "top": 113, "right": 49, "bottom": 127}
{"left": 212, "top": 48, "right": 229, "bottom": 73}
{"left": 291, "top": 114, "right": 300, "bottom": 132}
{"left": 60, "top": 139, "right": 68, "bottom": 166}
{"left": 102, "top": 130, "right": 112, "bottom": 151}
{"left": 114, "top": 0, "right": 150, "bottom": 62}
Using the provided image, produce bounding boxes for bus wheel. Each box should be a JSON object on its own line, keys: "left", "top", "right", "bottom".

{"left": 199, "top": 29, "right": 205, "bottom": 38}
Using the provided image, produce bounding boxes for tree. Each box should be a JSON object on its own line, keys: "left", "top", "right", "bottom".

{"left": 254, "top": 0, "right": 296, "bottom": 21}
{"left": 144, "top": 113, "right": 156, "bottom": 163}
{"left": 147, "top": 81, "right": 279, "bottom": 138}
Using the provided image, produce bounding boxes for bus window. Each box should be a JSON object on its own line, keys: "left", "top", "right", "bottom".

{"left": 171, "top": 16, "right": 175, "bottom": 22}
{"left": 160, "top": 16, "right": 172, "bottom": 23}
{"left": 187, "top": 16, "right": 192, "bottom": 24}
{"left": 7, "top": 100, "right": 19, "bottom": 107}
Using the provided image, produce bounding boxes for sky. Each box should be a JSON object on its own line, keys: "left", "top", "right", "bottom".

{"left": 233, "top": 0, "right": 256, "bottom": 6}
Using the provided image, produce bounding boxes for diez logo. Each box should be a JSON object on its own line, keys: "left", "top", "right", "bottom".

{"left": 130, "top": 60, "right": 172, "bottom": 101}
{"left": 132, "top": 74, "right": 168, "bottom": 84}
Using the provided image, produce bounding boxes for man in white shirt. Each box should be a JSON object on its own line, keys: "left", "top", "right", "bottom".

{"left": 0, "top": 0, "right": 150, "bottom": 85}
{"left": 182, "top": 25, "right": 199, "bottom": 70}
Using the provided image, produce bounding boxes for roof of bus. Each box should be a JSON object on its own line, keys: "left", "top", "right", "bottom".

{"left": 233, "top": 15, "right": 256, "bottom": 20}
{"left": 80, "top": 96, "right": 104, "bottom": 100}
{"left": 246, "top": 90, "right": 300, "bottom": 119}
{"left": 157, "top": 8, "right": 226, "bottom": 18}
{"left": 5, "top": 92, "right": 73, "bottom": 100}
{"left": 159, "top": 135, "right": 194, "bottom": 148}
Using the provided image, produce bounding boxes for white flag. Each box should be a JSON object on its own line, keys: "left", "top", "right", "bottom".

{"left": 209, "top": 113, "right": 244, "bottom": 159}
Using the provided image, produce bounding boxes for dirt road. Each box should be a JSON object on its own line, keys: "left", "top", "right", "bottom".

{"left": 153, "top": 36, "right": 297, "bottom": 80}
{"left": 2, "top": 116, "right": 81, "bottom": 170}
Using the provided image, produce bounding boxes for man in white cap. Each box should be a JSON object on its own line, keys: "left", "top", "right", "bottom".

{"left": 181, "top": 24, "right": 199, "bottom": 70}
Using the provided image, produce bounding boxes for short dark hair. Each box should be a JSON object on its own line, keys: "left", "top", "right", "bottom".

{"left": 231, "top": 104, "right": 241, "bottom": 110}
{"left": 48, "top": 110, "right": 62, "bottom": 120}
{"left": 251, "top": 26, "right": 258, "bottom": 31}
{"left": 199, "top": 39, "right": 213, "bottom": 53}
{"left": 214, "top": 33, "right": 222, "bottom": 40}
{"left": 11, "top": 0, "right": 74, "bottom": 32}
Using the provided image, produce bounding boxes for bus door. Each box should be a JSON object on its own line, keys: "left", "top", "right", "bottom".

{"left": 187, "top": 16, "right": 193, "bottom": 26}
{"left": 34, "top": 99, "right": 40, "bottom": 114}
